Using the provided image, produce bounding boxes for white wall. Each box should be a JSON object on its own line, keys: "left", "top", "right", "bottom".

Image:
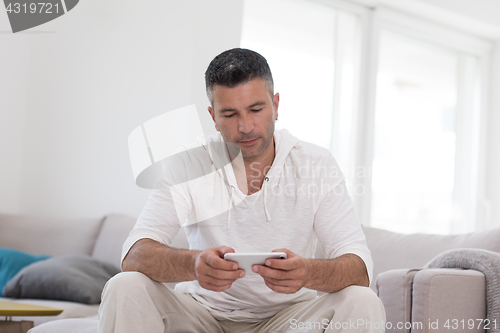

{"left": 349, "top": 0, "right": 500, "bottom": 39}
{"left": 0, "top": 0, "right": 242, "bottom": 218}
{"left": 416, "top": 0, "right": 500, "bottom": 31}
{"left": 0, "top": 38, "right": 30, "bottom": 214}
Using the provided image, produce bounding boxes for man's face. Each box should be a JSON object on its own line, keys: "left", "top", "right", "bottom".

{"left": 208, "top": 78, "right": 279, "bottom": 160}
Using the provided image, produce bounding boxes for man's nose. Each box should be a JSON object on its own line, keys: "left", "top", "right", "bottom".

{"left": 238, "top": 114, "right": 254, "bottom": 133}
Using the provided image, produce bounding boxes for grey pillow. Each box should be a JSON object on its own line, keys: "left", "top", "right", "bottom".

{"left": 2, "top": 254, "right": 120, "bottom": 304}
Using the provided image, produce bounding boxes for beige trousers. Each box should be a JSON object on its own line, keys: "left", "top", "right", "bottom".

{"left": 98, "top": 272, "right": 385, "bottom": 333}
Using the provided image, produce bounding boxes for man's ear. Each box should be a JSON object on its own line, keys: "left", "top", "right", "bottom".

{"left": 208, "top": 106, "right": 219, "bottom": 131}
{"left": 273, "top": 93, "right": 280, "bottom": 121}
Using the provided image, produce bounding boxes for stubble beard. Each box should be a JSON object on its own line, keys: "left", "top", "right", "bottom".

{"left": 221, "top": 120, "right": 275, "bottom": 161}
{"left": 240, "top": 119, "right": 275, "bottom": 159}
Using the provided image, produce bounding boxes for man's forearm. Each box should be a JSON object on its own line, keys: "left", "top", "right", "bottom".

{"left": 304, "top": 253, "right": 369, "bottom": 293}
{"left": 122, "top": 238, "right": 201, "bottom": 283}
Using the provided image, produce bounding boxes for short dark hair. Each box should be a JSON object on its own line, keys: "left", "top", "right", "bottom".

{"left": 205, "top": 48, "right": 274, "bottom": 105}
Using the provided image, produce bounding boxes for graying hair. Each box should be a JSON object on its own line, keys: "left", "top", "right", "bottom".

{"left": 205, "top": 48, "right": 274, "bottom": 106}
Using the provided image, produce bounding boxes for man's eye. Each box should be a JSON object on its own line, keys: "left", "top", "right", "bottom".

{"left": 251, "top": 108, "right": 263, "bottom": 112}
{"left": 224, "top": 114, "right": 235, "bottom": 118}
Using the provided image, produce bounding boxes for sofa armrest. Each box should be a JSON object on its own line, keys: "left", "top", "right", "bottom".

{"left": 411, "top": 268, "right": 486, "bottom": 333}
{"left": 376, "top": 268, "right": 421, "bottom": 333}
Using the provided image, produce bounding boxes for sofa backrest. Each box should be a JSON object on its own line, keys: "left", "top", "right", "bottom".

{"left": 10, "top": 210, "right": 498, "bottom": 287}
{"left": 91, "top": 214, "right": 137, "bottom": 268}
{"left": 0, "top": 213, "right": 104, "bottom": 256}
{"left": 364, "top": 226, "right": 500, "bottom": 286}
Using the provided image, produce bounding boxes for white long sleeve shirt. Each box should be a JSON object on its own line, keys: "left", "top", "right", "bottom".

{"left": 122, "top": 129, "right": 373, "bottom": 322}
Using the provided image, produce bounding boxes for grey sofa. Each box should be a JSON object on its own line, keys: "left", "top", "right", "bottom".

{"left": 2, "top": 212, "right": 499, "bottom": 332}
{"left": 365, "top": 226, "right": 500, "bottom": 333}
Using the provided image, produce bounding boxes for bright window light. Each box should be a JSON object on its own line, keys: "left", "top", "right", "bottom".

{"left": 241, "top": 0, "right": 361, "bottom": 187}
{"left": 370, "top": 30, "right": 479, "bottom": 234}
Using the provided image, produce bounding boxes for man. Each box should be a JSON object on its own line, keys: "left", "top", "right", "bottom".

{"left": 98, "top": 48, "right": 385, "bottom": 332}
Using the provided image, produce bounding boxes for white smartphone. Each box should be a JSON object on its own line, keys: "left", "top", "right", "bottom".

{"left": 224, "top": 252, "right": 287, "bottom": 275}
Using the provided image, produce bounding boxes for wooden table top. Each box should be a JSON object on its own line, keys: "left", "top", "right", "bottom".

{"left": 0, "top": 301, "right": 63, "bottom": 317}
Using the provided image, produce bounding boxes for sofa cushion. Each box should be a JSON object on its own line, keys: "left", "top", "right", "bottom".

{"left": 411, "top": 269, "right": 486, "bottom": 330}
{"left": 0, "top": 248, "right": 50, "bottom": 296}
{"left": 28, "top": 315, "right": 98, "bottom": 333}
{"left": 376, "top": 269, "right": 420, "bottom": 333}
{"left": 0, "top": 213, "right": 104, "bottom": 256}
{"left": 30, "top": 316, "right": 99, "bottom": 333}
{"left": 91, "top": 214, "right": 137, "bottom": 268}
{"left": 3, "top": 255, "right": 120, "bottom": 304}
{"left": 364, "top": 226, "right": 500, "bottom": 284}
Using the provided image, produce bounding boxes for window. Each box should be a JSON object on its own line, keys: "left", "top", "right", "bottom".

{"left": 371, "top": 31, "right": 470, "bottom": 234}
{"left": 365, "top": 9, "right": 490, "bottom": 234}
{"left": 241, "top": 0, "right": 365, "bottom": 190}
{"left": 241, "top": 1, "right": 490, "bottom": 234}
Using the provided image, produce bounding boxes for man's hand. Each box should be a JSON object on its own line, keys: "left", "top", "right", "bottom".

{"left": 252, "top": 249, "right": 308, "bottom": 294}
{"left": 194, "top": 246, "right": 245, "bottom": 292}
{"left": 254, "top": 249, "right": 369, "bottom": 294}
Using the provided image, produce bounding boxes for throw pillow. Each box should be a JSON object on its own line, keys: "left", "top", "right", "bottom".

{"left": 3, "top": 254, "right": 120, "bottom": 304}
{"left": 0, "top": 248, "right": 50, "bottom": 297}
